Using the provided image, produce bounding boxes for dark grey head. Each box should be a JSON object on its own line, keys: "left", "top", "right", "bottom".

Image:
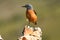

{"left": 22, "top": 4, "right": 33, "bottom": 10}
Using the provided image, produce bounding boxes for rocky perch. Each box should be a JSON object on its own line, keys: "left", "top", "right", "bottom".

{"left": 18, "top": 25, "right": 42, "bottom": 40}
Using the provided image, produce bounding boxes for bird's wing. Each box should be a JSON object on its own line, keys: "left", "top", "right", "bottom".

{"left": 34, "top": 10, "right": 37, "bottom": 15}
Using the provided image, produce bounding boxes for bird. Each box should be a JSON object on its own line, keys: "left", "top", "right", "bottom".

{"left": 22, "top": 4, "right": 37, "bottom": 25}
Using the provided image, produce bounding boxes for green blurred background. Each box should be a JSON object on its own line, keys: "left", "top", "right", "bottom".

{"left": 0, "top": 0, "right": 60, "bottom": 40}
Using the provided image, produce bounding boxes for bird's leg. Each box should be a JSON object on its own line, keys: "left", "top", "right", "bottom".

{"left": 32, "top": 22, "right": 37, "bottom": 27}
{"left": 27, "top": 21, "right": 30, "bottom": 26}
{"left": 26, "top": 19, "right": 29, "bottom": 25}
{"left": 26, "top": 19, "right": 30, "bottom": 26}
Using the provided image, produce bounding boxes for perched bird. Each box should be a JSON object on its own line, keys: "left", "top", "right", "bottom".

{"left": 22, "top": 4, "right": 37, "bottom": 25}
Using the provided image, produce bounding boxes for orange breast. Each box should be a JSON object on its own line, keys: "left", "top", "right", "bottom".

{"left": 26, "top": 10, "right": 37, "bottom": 23}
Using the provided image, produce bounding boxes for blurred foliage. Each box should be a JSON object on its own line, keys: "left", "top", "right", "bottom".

{"left": 0, "top": 0, "right": 60, "bottom": 40}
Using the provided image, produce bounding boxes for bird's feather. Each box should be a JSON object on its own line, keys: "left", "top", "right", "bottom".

{"left": 34, "top": 10, "right": 37, "bottom": 15}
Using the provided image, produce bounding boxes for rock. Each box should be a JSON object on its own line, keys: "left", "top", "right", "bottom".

{"left": 18, "top": 25, "right": 42, "bottom": 40}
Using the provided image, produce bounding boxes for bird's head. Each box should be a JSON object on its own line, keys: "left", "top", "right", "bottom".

{"left": 22, "top": 4, "right": 33, "bottom": 10}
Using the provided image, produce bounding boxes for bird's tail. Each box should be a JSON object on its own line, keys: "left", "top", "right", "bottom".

{"left": 34, "top": 22, "right": 37, "bottom": 25}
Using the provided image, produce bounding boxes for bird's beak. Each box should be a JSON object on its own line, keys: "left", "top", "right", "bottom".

{"left": 21, "top": 6, "right": 26, "bottom": 7}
